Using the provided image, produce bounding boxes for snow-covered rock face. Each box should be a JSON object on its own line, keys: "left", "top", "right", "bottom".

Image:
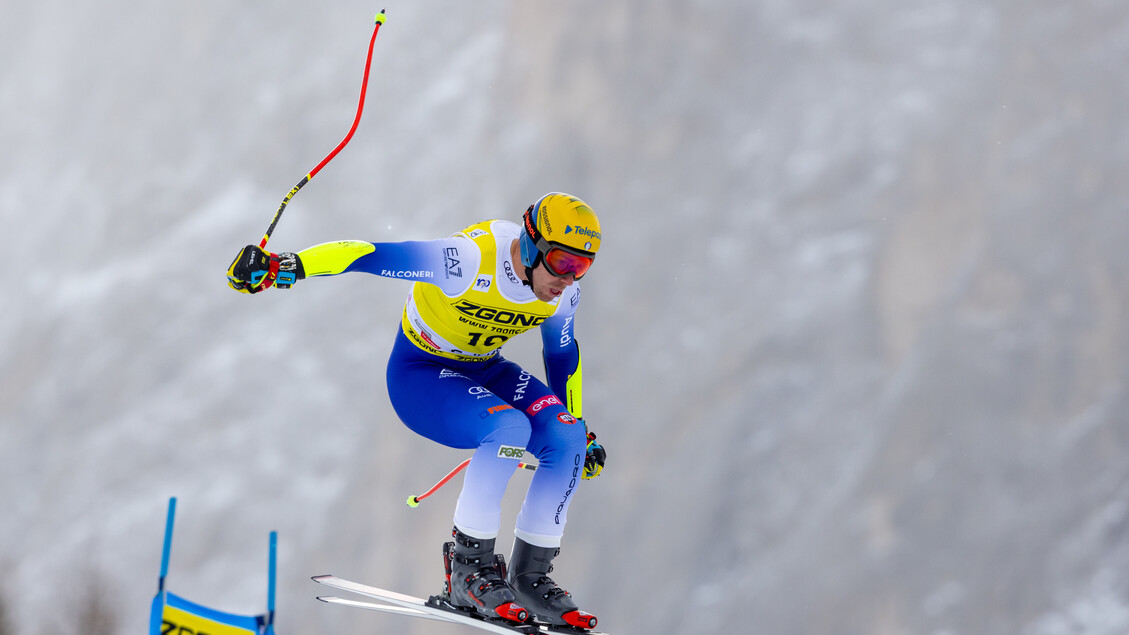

{"left": 2, "top": 1, "right": 1128, "bottom": 634}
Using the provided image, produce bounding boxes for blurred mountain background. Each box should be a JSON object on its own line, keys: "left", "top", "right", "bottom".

{"left": 2, "top": 1, "right": 1127, "bottom": 634}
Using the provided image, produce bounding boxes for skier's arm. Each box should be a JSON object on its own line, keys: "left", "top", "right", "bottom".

{"left": 227, "top": 238, "right": 477, "bottom": 295}
{"left": 298, "top": 238, "right": 477, "bottom": 295}
{"left": 541, "top": 289, "right": 605, "bottom": 479}
{"left": 540, "top": 307, "right": 582, "bottom": 418}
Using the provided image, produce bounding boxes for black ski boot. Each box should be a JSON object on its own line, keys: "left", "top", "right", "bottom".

{"left": 507, "top": 538, "right": 598, "bottom": 630}
{"left": 441, "top": 527, "right": 529, "bottom": 624}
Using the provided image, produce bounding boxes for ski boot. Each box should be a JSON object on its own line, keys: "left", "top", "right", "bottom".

{"left": 508, "top": 538, "right": 598, "bottom": 630}
{"left": 440, "top": 527, "right": 529, "bottom": 625}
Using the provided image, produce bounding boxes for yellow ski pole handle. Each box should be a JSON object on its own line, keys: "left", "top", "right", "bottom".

{"left": 407, "top": 459, "right": 538, "bottom": 508}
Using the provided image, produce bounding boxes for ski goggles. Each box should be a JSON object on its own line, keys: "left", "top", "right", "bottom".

{"left": 536, "top": 239, "right": 595, "bottom": 280}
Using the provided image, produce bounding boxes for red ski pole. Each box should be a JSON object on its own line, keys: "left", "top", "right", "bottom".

{"left": 258, "top": 10, "right": 388, "bottom": 252}
{"left": 407, "top": 459, "right": 538, "bottom": 508}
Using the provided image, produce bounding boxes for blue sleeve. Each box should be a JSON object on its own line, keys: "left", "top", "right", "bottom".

{"left": 540, "top": 288, "right": 581, "bottom": 410}
{"left": 542, "top": 337, "right": 580, "bottom": 406}
{"left": 299, "top": 237, "right": 477, "bottom": 296}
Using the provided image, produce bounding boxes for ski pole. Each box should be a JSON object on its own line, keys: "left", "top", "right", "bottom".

{"left": 258, "top": 10, "right": 388, "bottom": 251}
{"left": 407, "top": 459, "right": 538, "bottom": 508}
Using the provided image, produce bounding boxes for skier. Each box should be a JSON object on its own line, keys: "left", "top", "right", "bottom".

{"left": 227, "top": 193, "right": 607, "bottom": 630}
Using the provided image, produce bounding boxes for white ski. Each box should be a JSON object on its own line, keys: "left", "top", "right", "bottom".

{"left": 312, "top": 574, "right": 536, "bottom": 634}
{"left": 317, "top": 595, "right": 456, "bottom": 622}
{"left": 312, "top": 574, "right": 609, "bottom": 635}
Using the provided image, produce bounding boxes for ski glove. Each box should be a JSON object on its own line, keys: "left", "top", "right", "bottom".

{"left": 583, "top": 431, "right": 605, "bottom": 480}
{"left": 227, "top": 245, "right": 304, "bottom": 294}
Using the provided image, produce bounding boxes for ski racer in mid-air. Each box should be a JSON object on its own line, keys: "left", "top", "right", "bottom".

{"left": 227, "top": 192, "right": 607, "bottom": 630}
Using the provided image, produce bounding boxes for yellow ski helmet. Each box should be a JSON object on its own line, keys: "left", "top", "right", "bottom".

{"left": 519, "top": 193, "right": 601, "bottom": 279}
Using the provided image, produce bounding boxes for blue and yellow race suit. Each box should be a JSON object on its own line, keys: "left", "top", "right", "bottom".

{"left": 298, "top": 220, "right": 587, "bottom": 546}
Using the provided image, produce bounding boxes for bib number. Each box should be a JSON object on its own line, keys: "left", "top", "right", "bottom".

{"left": 467, "top": 332, "right": 510, "bottom": 348}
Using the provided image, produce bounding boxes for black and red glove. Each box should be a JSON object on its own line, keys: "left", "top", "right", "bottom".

{"left": 226, "top": 245, "right": 304, "bottom": 294}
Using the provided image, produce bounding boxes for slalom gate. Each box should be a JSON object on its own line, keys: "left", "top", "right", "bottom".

{"left": 149, "top": 497, "right": 278, "bottom": 635}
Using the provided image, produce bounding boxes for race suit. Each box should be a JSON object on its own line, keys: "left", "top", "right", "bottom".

{"left": 297, "top": 220, "right": 587, "bottom": 547}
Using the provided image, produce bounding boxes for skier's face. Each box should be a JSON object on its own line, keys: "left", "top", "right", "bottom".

{"left": 530, "top": 261, "right": 576, "bottom": 302}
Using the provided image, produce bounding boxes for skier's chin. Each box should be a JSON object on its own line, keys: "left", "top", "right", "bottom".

{"left": 530, "top": 287, "right": 556, "bottom": 302}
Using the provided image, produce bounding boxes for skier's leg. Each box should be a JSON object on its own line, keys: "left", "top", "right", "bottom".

{"left": 506, "top": 401, "right": 595, "bottom": 627}
{"left": 469, "top": 358, "right": 589, "bottom": 542}
{"left": 385, "top": 333, "right": 531, "bottom": 620}
{"left": 387, "top": 332, "right": 533, "bottom": 533}
{"left": 452, "top": 417, "right": 531, "bottom": 537}
{"left": 475, "top": 361, "right": 596, "bottom": 628}
{"left": 514, "top": 397, "right": 588, "bottom": 545}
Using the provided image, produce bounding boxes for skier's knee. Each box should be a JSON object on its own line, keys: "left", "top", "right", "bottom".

{"left": 527, "top": 416, "right": 586, "bottom": 465}
{"left": 478, "top": 407, "right": 531, "bottom": 449}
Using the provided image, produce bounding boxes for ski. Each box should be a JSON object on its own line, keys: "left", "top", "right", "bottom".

{"left": 313, "top": 575, "right": 537, "bottom": 634}
{"left": 312, "top": 574, "right": 608, "bottom": 635}
{"left": 318, "top": 595, "right": 446, "bottom": 620}
{"left": 317, "top": 595, "right": 539, "bottom": 633}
